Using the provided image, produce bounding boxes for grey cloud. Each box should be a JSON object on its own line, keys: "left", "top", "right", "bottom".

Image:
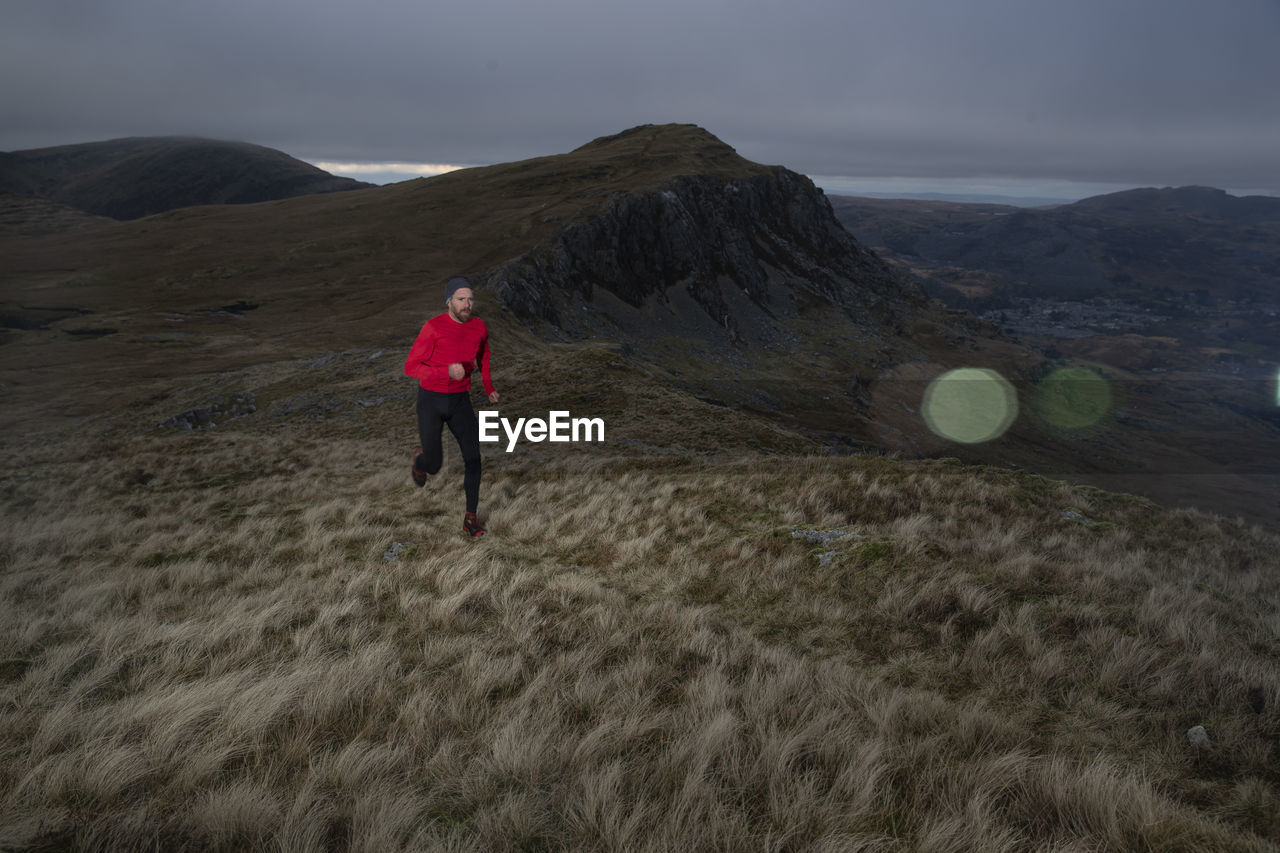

{"left": 2, "top": 0, "right": 1277, "bottom": 192}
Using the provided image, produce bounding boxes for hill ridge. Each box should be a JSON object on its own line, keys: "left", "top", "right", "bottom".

{"left": 0, "top": 136, "right": 372, "bottom": 220}
{"left": 1064, "top": 184, "right": 1280, "bottom": 223}
{"left": 829, "top": 185, "right": 1280, "bottom": 305}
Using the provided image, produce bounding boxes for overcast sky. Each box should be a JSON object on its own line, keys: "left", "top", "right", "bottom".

{"left": 3, "top": 0, "right": 1278, "bottom": 199}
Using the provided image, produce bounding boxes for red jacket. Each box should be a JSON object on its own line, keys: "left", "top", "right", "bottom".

{"left": 404, "top": 314, "right": 496, "bottom": 395}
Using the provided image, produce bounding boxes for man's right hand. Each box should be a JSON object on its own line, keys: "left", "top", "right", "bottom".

{"left": 448, "top": 363, "right": 465, "bottom": 380}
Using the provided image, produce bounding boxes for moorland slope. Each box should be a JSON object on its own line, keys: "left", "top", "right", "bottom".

{"left": 0, "top": 125, "right": 1278, "bottom": 849}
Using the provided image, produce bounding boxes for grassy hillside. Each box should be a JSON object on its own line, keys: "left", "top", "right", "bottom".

{"left": 2, "top": 392, "right": 1278, "bottom": 848}
{"left": 2, "top": 126, "right": 1278, "bottom": 848}
{"left": 0, "top": 125, "right": 782, "bottom": 433}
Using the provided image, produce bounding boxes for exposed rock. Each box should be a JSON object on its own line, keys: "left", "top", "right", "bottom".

{"left": 382, "top": 542, "right": 410, "bottom": 563}
{"left": 159, "top": 392, "right": 257, "bottom": 430}
{"left": 1061, "top": 509, "right": 1099, "bottom": 526}
{"left": 791, "top": 526, "right": 861, "bottom": 545}
{"left": 488, "top": 168, "right": 924, "bottom": 343}
{"left": 1186, "top": 725, "right": 1210, "bottom": 747}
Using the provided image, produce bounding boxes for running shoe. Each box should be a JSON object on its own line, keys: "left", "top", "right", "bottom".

{"left": 463, "top": 512, "right": 486, "bottom": 537}
{"left": 411, "top": 449, "right": 427, "bottom": 487}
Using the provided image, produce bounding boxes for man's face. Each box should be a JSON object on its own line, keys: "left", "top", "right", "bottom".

{"left": 447, "top": 287, "right": 474, "bottom": 322}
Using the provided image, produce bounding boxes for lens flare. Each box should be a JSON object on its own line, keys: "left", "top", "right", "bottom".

{"left": 921, "top": 368, "right": 1018, "bottom": 444}
{"left": 1035, "top": 367, "right": 1112, "bottom": 430}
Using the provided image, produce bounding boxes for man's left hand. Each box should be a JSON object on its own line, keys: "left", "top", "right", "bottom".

{"left": 488, "top": 391, "right": 500, "bottom": 403}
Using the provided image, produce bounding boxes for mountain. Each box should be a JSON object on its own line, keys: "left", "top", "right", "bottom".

{"left": 3, "top": 125, "right": 1279, "bottom": 528}
{"left": 0, "top": 123, "right": 1027, "bottom": 451}
{"left": 0, "top": 136, "right": 372, "bottom": 220}
{"left": 1068, "top": 185, "right": 1280, "bottom": 225}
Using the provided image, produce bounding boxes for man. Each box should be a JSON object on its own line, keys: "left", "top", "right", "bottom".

{"left": 404, "top": 276, "right": 500, "bottom": 537}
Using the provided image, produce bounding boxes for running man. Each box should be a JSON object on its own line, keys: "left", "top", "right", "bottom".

{"left": 404, "top": 276, "right": 500, "bottom": 537}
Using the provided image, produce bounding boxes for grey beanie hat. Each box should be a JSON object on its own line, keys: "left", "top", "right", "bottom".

{"left": 445, "top": 276, "right": 472, "bottom": 300}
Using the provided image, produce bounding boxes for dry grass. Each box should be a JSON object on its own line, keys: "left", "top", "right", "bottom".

{"left": 5, "top": 121, "right": 1277, "bottom": 849}
{"left": 2, "top": 426, "right": 1277, "bottom": 851}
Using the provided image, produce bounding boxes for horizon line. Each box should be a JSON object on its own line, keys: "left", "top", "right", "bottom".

{"left": 308, "top": 159, "right": 1279, "bottom": 203}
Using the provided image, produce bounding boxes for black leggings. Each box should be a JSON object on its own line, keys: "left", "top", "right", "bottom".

{"left": 415, "top": 388, "right": 481, "bottom": 513}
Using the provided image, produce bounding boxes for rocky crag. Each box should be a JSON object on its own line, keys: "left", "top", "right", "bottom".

{"left": 493, "top": 164, "right": 919, "bottom": 333}
{"left": 482, "top": 125, "right": 945, "bottom": 397}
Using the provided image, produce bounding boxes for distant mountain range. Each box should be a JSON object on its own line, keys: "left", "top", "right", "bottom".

{"left": 0, "top": 137, "right": 371, "bottom": 220}
{"left": 829, "top": 187, "right": 1280, "bottom": 306}
{"left": 831, "top": 190, "right": 1076, "bottom": 207}
{"left": 827, "top": 187, "right": 1280, "bottom": 371}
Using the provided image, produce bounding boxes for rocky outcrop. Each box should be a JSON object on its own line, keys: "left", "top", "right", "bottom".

{"left": 488, "top": 167, "right": 924, "bottom": 342}
{"left": 159, "top": 393, "right": 257, "bottom": 430}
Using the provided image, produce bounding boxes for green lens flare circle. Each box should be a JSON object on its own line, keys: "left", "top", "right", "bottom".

{"left": 1035, "top": 367, "right": 1112, "bottom": 430}
{"left": 921, "top": 368, "right": 1018, "bottom": 444}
